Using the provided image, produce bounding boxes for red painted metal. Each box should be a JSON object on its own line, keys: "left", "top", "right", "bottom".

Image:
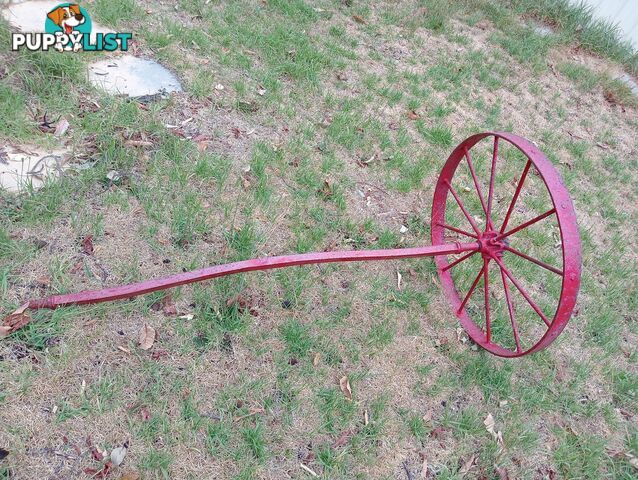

{"left": 431, "top": 132, "right": 581, "bottom": 357}
{"left": 27, "top": 243, "right": 479, "bottom": 309}
{"left": 2, "top": 132, "right": 582, "bottom": 358}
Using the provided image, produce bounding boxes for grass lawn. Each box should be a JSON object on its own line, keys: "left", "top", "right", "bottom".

{"left": 1, "top": 0, "right": 637, "bottom": 479}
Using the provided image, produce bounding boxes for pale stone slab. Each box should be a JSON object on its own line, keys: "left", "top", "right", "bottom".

{"left": 0, "top": 145, "right": 69, "bottom": 192}
{"left": 88, "top": 55, "right": 182, "bottom": 98}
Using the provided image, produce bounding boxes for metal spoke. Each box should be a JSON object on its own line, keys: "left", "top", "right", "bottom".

{"left": 483, "top": 258, "right": 491, "bottom": 342}
{"left": 487, "top": 136, "right": 499, "bottom": 226}
{"left": 442, "top": 251, "right": 477, "bottom": 272}
{"left": 457, "top": 264, "right": 485, "bottom": 314}
{"left": 492, "top": 256, "right": 551, "bottom": 327}
{"left": 504, "top": 245, "right": 563, "bottom": 276}
{"left": 464, "top": 147, "right": 488, "bottom": 218}
{"left": 499, "top": 208, "right": 556, "bottom": 240}
{"left": 438, "top": 222, "right": 478, "bottom": 239}
{"left": 500, "top": 267, "right": 522, "bottom": 353}
{"left": 446, "top": 181, "right": 481, "bottom": 236}
{"left": 500, "top": 159, "right": 531, "bottom": 233}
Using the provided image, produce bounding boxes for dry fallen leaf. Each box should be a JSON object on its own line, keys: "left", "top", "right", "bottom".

{"left": 120, "top": 473, "right": 140, "bottom": 480}
{"left": 407, "top": 110, "right": 420, "bottom": 120}
{"left": 331, "top": 429, "right": 354, "bottom": 448}
{"left": 312, "top": 352, "right": 320, "bottom": 367}
{"left": 233, "top": 407, "right": 265, "bottom": 422}
{"left": 339, "top": 376, "right": 353, "bottom": 401}
{"left": 139, "top": 323, "right": 155, "bottom": 350}
{"left": 430, "top": 425, "right": 447, "bottom": 440}
{"left": 86, "top": 436, "right": 104, "bottom": 461}
{"left": 495, "top": 466, "right": 510, "bottom": 479}
{"left": 81, "top": 235, "right": 94, "bottom": 255}
{"left": 54, "top": 117, "right": 70, "bottom": 137}
{"left": 140, "top": 406, "right": 151, "bottom": 422}
{"left": 459, "top": 455, "right": 477, "bottom": 476}
{"left": 397, "top": 270, "right": 402, "bottom": 290}
{"left": 0, "top": 326, "right": 12, "bottom": 339}
{"left": 319, "top": 180, "right": 333, "bottom": 198}
{"left": 352, "top": 14, "right": 366, "bottom": 24}
{"left": 36, "top": 275, "right": 51, "bottom": 286}
{"left": 484, "top": 413, "right": 496, "bottom": 435}
{"left": 484, "top": 413, "right": 505, "bottom": 449}
{"left": 1, "top": 305, "right": 32, "bottom": 337}
{"left": 421, "top": 456, "right": 428, "bottom": 479}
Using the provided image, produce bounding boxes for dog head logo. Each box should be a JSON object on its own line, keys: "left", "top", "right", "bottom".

{"left": 47, "top": 4, "right": 85, "bottom": 34}
{"left": 45, "top": 3, "right": 92, "bottom": 36}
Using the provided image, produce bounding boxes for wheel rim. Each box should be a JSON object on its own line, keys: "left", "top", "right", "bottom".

{"left": 431, "top": 132, "right": 581, "bottom": 357}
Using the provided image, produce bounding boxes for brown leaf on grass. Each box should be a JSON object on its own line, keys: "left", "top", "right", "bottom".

{"left": 35, "top": 275, "right": 51, "bottom": 287}
{"left": 196, "top": 140, "right": 210, "bottom": 152}
{"left": 339, "top": 376, "right": 352, "bottom": 401}
{"left": 233, "top": 407, "right": 264, "bottom": 422}
{"left": 151, "top": 295, "right": 177, "bottom": 316}
{"left": 312, "top": 352, "right": 320, "bottom": 367}
{"left": 70, "top": 260, "right": 84, "bottom": 274}
{"left": 331, "top": 429, "right": 354, "bottom": 448}
{"left": 120, "top": 473, "right": 140, "bottom": 480}
{"left": 84, "top": 461, "right": 112, "bottom": 479}
{"left": 138, "top": 323, "right": 155, "bottom": 350}
{"left": 124, "top": 140, "right": 153, "bottom": 148}
{"left": 1, "top": 305, "right": 32, "bottom": 338}
{"left": 407, "top": 110, "right": 420, "bottom": 120}
{"left": 603, "top": 89, "right": 618, "bottom": 106}
{"left": 54, "top": 117, "right": 70, "bottom": 137}
{"left": 607, "top": 448, "right": 638, "bottom": 470}
{"left": 319, "top": 180, "right": 333, "bottom": 199}
{"left": 352, "top": 14, "right": 366, "bottom": 24}
{"left": 81, "top": 235, "right": 94, "bottom": 255}
{"left": 151, "top": 349, "right": 169, "bottom": 360}
{"left": 495, "top": 466, "right": 510, "bottom": 479}
{"left": 86, "top": 436, "right": 104, "bottom": 461}
{"left": 619, "top": 408, "right": 633, "bottom": 420}
{"left": 226, "top": 294, "right": 259, "bottom": 317}
{"left": 429, "top": 425, "right": 447, "bottom": 440}
{"left": 162, "top": 302, "right": 177, "bottom": 316}
{"left": 139, "top": 407, "right": 151, "bottom": 422}
{"left": 484, "top": 413, "right": 505, "bottom": 449}
{"left": 459, "top": 455, "right": 477, "bottom": 476}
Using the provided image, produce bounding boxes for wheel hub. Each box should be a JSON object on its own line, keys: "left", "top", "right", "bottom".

{"left": 478, "top": 230, "right": 506, "bottom": 260}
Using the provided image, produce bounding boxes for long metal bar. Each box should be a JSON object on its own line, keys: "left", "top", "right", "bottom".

{"left": 27, "top": 242, "right": 480, "bottom": 310}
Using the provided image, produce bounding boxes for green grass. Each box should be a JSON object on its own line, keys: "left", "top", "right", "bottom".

{"left": 0, "top": 0, "right": 637, "bottom": 478}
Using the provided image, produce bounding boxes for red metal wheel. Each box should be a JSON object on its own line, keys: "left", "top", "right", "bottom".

{"left": 431, "top": 132, "right": 581, "bottom": 357}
